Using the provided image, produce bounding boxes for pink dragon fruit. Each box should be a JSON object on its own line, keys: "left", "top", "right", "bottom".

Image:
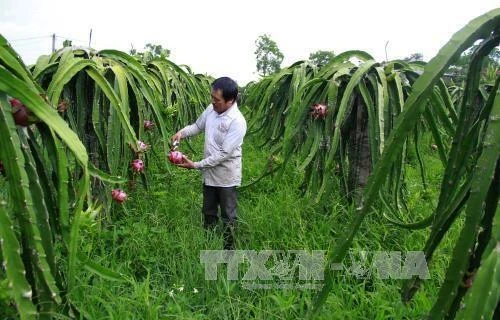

{"left": 111, "top": 189, "right": 127, "bottom": 203}
{"left": 168, "top": 151, "right": 184, "bottom": 164}
{"left": 10, "top": 98, "right": 31, "bottom": 126}
{"left": 131, "top": 159, "right": 145, "bottom": 173}
{"left": 144, "top": 120, "right": 154, "bottom": 131}
{"left": 310, "top": 103, "right": 328, "bottom": 120}
{"left": 464, "top": 270, "right": 476, "bottom": 289}
{"left": 138, "top": 141, "right": 148, "bottom": 152}
{"left": 57, "top": 99, "right": 69, "bottom": 113}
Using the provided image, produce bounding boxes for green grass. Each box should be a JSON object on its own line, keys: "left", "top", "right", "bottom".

{"left": 0, "top": 134, "right": 462, "bottom": 319}
{"left": 62, "top": 133, "right": 460, "bottom": 319}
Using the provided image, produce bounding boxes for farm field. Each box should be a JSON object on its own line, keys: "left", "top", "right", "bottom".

{"left": 65, "top": 136, "right": 454, "bottom": 319}
{"left": 0, "top": 7, "right": 499, "bottom": 320}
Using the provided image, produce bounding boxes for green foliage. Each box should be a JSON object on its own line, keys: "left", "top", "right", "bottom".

{"left": 130, "top": 43, "right": 171, "bottom": 63}
{"left": 241, "top": 9, "right": 500, "bottom": 320}
{"left": 309, "top": 50, "right": 335, "bottom": 68}
{"left": 1, "top": 8, "right": 499, "bottom": 320}
{"left": 244, "top": 50, "right": 444, "bottom": 204}
{"left": 254, "top": 34, "right": 284, "bottom": 77}
{"left": 447, "top": 44, "right": 500, "bottom": 83}
{"left": 402, "top": 52, "right": 423, "bottom": 62}
{"left": 0, "top": 38, "right": 90, "bottom": 317}
{"left": 64, "top": 137, "right": 451, "bottom": 319}
{"left": 62, "top": 39, "right": 72, "bottom": 48}
{"left": 308, "top": 8, "right": 500, "bottom": 318}
{"left": 0, "top": 35, "right": 209, "bottom": 318}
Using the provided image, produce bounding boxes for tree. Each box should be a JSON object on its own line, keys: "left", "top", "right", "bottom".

{"left": 130, "top": 43, "right": 171, "bottom": 63}
{"left": 62, "top": 39, "right": 72, "bottom": 47}
{"left": 254, "top": 34, "right": 284, "bottom": 77}
{"left": 447, "top": 46, "right": 499, "bottom": 83}
{"left": 402, "top": 52, "right": 423, "bottom": 62}
{"left": 309, "top": 50, "right": 335, "bottom": 68}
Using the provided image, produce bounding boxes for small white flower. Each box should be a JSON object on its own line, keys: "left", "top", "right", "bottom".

{"left": 193, "top": 288, "right": 199, "bottom": 293}
{"left": 168, "top": 289, "right": 174, "bottom": 297}
{"left": 177, "top": 286, "right": 184, "bottom": 292}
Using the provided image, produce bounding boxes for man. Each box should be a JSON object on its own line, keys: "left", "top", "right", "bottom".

{"left": 172, "top": 77, "right": 247, "bottom": 250}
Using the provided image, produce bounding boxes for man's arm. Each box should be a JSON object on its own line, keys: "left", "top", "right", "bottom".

{"left": 172, "top": 105, "right": 211, "bottom": 141}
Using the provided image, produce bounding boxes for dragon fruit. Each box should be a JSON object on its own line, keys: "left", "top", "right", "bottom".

{"left": 138, "top": 141, "right": 148, "bottom": 152}
{"left": 111, "top": 189, "right": 127, "bottom": 203}
{"left": 310, "top": 103, "right": 328, "bottom": 120}
{"left": 10, "top": 98, "right": 31, "bottom": 126}
{"left": 57, "top": 99, "right": 69, "bottom": 113}
{"left": 464, "top": 270, "right": 476, "bottom": 289}
{"left": 144, "top": 120, "right": 154, "bottom": 131}
{"left": 168, "top": 151, "right": 184, "bottom": 164}
{"left": 131, "top": 159, "right": 145, "bottom": 173}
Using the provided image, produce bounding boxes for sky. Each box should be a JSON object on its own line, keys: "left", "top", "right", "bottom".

{"left": 1, "top": 0, "right": 499, "bottom": 85}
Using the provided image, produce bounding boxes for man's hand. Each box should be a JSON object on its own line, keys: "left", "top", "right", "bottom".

{"left": 171, "top": 131, "right": 183, "bottom": 143}
{"left": 176, "top": 155, "right": 196, "bottom": 169}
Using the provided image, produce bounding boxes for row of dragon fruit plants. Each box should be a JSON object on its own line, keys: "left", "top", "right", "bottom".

{"left": 240, "top": 9, "right": 500, "bottom": 319}
{"left": 0, "top": 35, "right": 211, "bottom": 318}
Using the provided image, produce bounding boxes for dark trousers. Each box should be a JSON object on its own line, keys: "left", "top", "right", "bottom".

{"left": 202, "top": 185, "right": 238, "bottom": 249}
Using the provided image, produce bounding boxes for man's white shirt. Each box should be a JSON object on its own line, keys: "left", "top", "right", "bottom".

{"left": 180, "top": 102, "right": 247, "bottom": 187}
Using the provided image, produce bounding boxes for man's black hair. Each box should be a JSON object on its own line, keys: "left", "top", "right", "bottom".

{"left": 212, "top": 77, "right": 238, "bottom": 102}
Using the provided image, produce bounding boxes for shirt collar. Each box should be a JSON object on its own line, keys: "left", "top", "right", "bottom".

{"left": 217, "top": 102, "right": 238, "bottom": 118}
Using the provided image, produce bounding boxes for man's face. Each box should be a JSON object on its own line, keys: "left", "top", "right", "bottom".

{"left": 211, "top": 89, "right": 234, "bottom": 114}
